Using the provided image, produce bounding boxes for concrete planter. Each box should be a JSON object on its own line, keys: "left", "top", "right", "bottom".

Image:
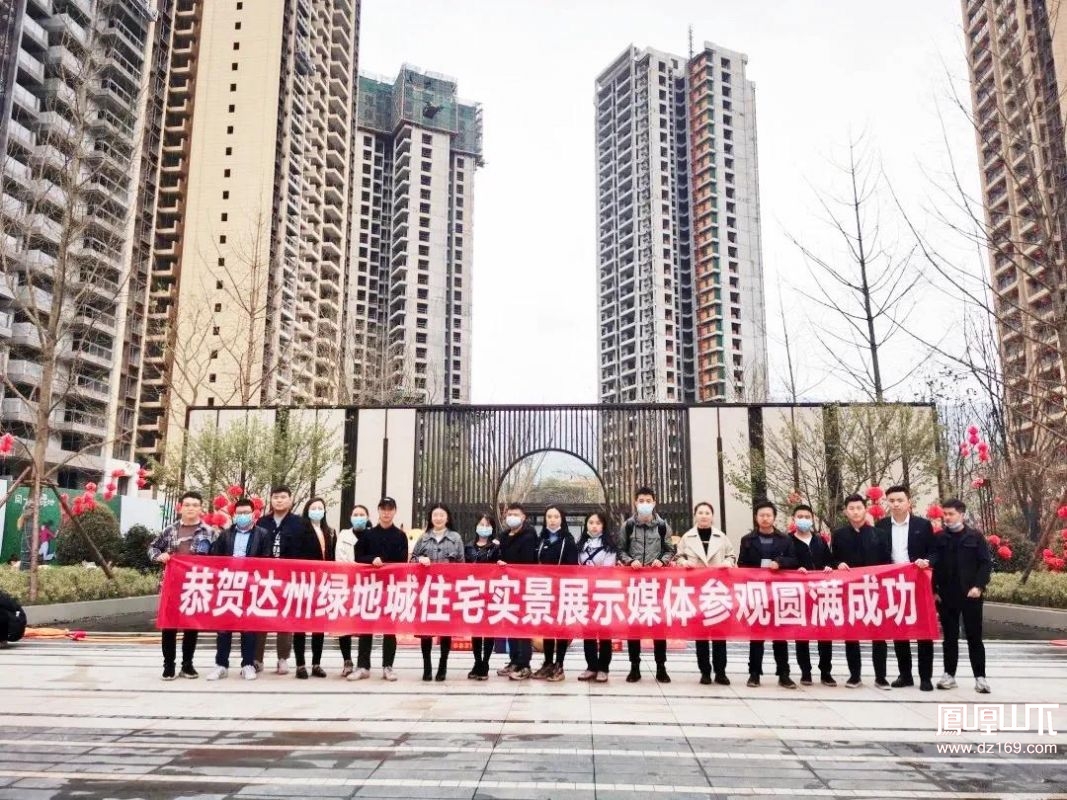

{"left": 984, "top": 600, "right": 1067, "bottom": 631}
{"left": 25, "top": 594, "right": 158, "bottom": 626}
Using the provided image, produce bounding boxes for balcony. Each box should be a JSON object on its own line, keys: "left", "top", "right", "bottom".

{"left": 1, "top": 397, "right": 42, "bottom": 425}
{"left": 18, "top": 49, "right": 45, "bottom": 84}
{"left": 7, "top": 118, "right": 34, "bottom": 150}
{"left": 12, "top": 83, "right": 39, "bottom": 113}
{"left": 59, "top": 407, "right": 107, "bottom": 435}
{"left": 0, "top": 310, "right": 12, "bottom": 337}
{"left": 6, "top": 358, "right": 43, "bottom": 384}
{"left": 71, "top": 339, "right": 114, "bottom": 368}
{"left": 21, "top": 14, "right": 48, "bottom": 49}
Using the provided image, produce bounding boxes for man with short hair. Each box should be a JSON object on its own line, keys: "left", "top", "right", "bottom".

{"left": 932, "top": 498, "right": 991, "bottom": 694}
{"left": 617, "top": 486, "right": 674, "bottom": 683}
{"left": 352, "top": 497, "right": 409, "bottom": 681}
{"left": 205, "top": 497, "right": 273, "bottom": 682}
{"left": 149, "top": 491, "right": 214, "bottom": 680}
{"left": 496, "top": 502, "right": 539, "bottom": 680}
{"left": 876, "top": 484, "right": 936, "bottom": 691}
{"left": 255, "top": 485, "right": 305, "bottom": 674}
{"left": 788, "top": 504, "right": 836, "bottom": 687}
{"left": 832, "top": 494, "right": 892, "bottom": 690}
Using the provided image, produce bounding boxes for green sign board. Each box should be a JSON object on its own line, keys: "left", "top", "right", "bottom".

{"left": 1, "top": 488, "right": 120, "bottom": 564}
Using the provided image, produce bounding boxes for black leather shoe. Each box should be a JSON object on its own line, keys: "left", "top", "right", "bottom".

{"left": 699, "top": 672, "right": 712, "bottom": 685}
{"left": 626, "top": 667, "right": 641, "bottom": 683}
{"left": 891, "top": 676, "right": 914, "bottom": 688}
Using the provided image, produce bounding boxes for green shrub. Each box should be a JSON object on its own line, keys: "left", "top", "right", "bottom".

{"left": 985, "top": 571, "right": 1067, "bottom": 609}
{"left": 54, "top": 506, "right": 123, "bottom": 567}
{"left": 0, "top": 566, "right": 160, "bottom": 605}
{"left": 117, "top": 525, "right": 160, "bottom": 573}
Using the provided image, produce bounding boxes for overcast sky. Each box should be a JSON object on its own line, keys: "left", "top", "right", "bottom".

{"left": 359, "top": 0, "right": 983, "bottom": 405}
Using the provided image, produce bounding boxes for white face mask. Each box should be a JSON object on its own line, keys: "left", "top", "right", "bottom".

{"left": 636, "top": 502, "right": 655, "bottom": 517}
{"left": 475, "top": 526, "right": 493, "bottom": 539}
{"left": 546, "top": 526, "right": 561, "bottom": 535}
{"left": 505, "top": 515, "right": 522, "bottom": 529}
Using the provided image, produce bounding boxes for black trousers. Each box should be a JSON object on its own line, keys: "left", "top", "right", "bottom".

{"left": 749, "top": 640, "right": 789, "bottom": 677}
{"left": 420, "top": 636, "right": 452, "bottom": 666}
{"left": 508, "top": 638, "right": 532, "bottom": 668}
{"left": 939, "top": 598, "right": 986, "bottom": 678}
{"left": 293, "top": 632, "right": 324, "bottom": 667}
{"left": 357, "top": 634, "right": 397, "bottom": 669}
{"left": 795, "top": 640, "right": 833, "bottom": 677}
{"left": 584, "top": 639, "right": 613, "bottom": 672}
{"left": 542, "top": 638, "right": 570, "bottom": 665}
{"left": 893, "top": 639, "right": 934, "bottom": 681}
{"left": 628, "top": 638, "right": 667, "bottom": 665}
{"left": 471, "top": 636, "right": 495, "bottom": 668}
{"left": 161, "top": 629, "right": 199, "bottom": 669}
{"left": 845, "top": 640, "right": 888, "bottom": 681}
{"left": 696, "top": 640, "right": 727, "bottom": 676}
{"left": 338, "top": 635, "right": 353, "bottom": 663}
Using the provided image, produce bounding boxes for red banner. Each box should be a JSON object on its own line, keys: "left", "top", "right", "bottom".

{"left": 156, "top": 557, "right": 937, "bottom": 640}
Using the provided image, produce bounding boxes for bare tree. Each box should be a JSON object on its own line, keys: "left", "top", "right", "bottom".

{"left": 0, "top": 5, "right": 151, "bottom": 598}
{"left": 789, "top": 136, "right": 923, "bottom": 402}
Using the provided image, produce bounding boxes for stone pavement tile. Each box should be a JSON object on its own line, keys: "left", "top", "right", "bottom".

{"left": 0, "top": 792, "right": 62, "bottom": 800}
{"left": 471, "top": 790, "right": 594, "bottom": 800}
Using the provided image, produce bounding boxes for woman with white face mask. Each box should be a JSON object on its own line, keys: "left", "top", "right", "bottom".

{"left": 336, "top": 504, "right": 369, "bottom": 678}
{"left": 464, "top": 513, "right": 501, "bottom": 680}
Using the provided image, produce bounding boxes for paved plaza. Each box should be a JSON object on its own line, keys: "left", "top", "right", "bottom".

{"left": 0, "top": 636, "right": 1064, "bottom": 799}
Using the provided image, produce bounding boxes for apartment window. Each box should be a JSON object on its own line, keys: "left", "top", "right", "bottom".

{"left": 233, "top": 42, "right": 240, "bottom": 50}
{"left": 225, "top": 146, "right": 232, "bottom": 155}
{"left": 232, "top": 62, "right": 238, "bottom": 70}
{"left": 210, "top": 350, "right": 219, "bottom": 360}
{"left": 234, "top": 21, "right": 241, "bottom": 29}
{"left": 236, "top": 1, "right": 243, "bottom": 7}
{"left": 422, "top": 133, "right": 433, "bottom": 144}
{"left": 420, "top": 175, "right": 431, "bottom": 186}
{"left": 222, "top": 190, "right": 229, "bottom": 199}
{"left": 227, "top": 126, "right": 234, "bottom": 134}
{"left": 228, "top": 104, "right": 235, "bottom": 113}
{"left": 214, "top": 303, "right": 222, "bottom": 312}
{"left": 212, "top": 326, "right": 220, "bottom": 335}
{"left": 221, "top": 212, "right": 228, "bottom": 221}
{"left": 207, "top": 397, "right": 215, "bottom": 406}
{"left": 421, "top": 147, "right": 432, "bottom": 158}
{"left": 420, "top": 203, "right": 430, "bottom": 213}
{"left": 420, "top": 189, "right": 431, "bottom": 200}
{"left": 223, "top": 168, "right": 231, "bottom": 178}
{"left": 418, "top": 231, "right": 429, "bottom": 242}
{"left": 420, "top": 216, "right": 430, "bottom": 228}
{"left": 216, "top": 280, "right": 224, "bottom": 289}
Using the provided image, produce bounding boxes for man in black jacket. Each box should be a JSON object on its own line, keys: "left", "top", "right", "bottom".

{"left": 789, "top": 504, "right": 836, "bottom": 687}
{"left": 832, "top": 493, "right": 892, "bottom": 690}
{"left": 876, "top": 485, "right": 936, "bottom": 691}
{"left": 932, "top": 498, "right": 992, "bottom": 694}
{"left": 352, "top": 497, "right": 409, "bottom": 681}
{"left": 496, "top": 502, "right": 539, "bottom": 680}
{"left": 205, "top": 497, "right": 272, "bottom": 682}
{"left": 255, "top": 485, "right": 306, "bottom": 674}
{"left": 738, "top": 500, "right": 799, "bottom": 689}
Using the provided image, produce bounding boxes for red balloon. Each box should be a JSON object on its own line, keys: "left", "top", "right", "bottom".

{"left": 997, "top": 546, "right": 1012, "bottom": 560}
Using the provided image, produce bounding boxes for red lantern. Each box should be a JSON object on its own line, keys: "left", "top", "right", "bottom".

{"left": 227, "top": 484, "right": 244, "bottom": 498}
{"left": 978, "top": 451, "right": 990, "bottom": 463}
{"left": 987, "top": 534, "right": 1001, "bottom": 546}
{"left": 1061, "top": 529, "right": 1067, "bottom": 543}
{"left": 1044, "top": 548, "right": 1055, "bottom": 558}
{"left": 820, "top": 531, "right": 831, "bottom": 543}
{"left": 787, "top": 521, "right": 797, "bottom": 534}
{"left": 866, "top": 486, "right": 884, "bottom": 502}
{"left": 85, "top": 482, "right": 97, "bottom": 493}
{"left": 103, "top": 490, "right": 115, "bottom": 502}
{"left": 0, "top": 432, "right": 13, "bottom": 454}
{"left": 250, "top": 496, "right": 265, "bottom": 511}
{"left": 212, "top": 494, "right": 228, "bottom": 510}
{"left": 967, "top": 425, "right": 979, "bottom": 436}
{"left": 959, "top": 444, "right": 971, "bottom": 457}
{"left": 136, "top": 477, "right": 147, "bottom": 489}
{"left": 868, "top": 504, "right": 886, "bottom": 521}
{"left": 997, "top": 545, "right": 1012, "bottom": 560}
{"left": 226, "top": 502, "right": 237, "bottom": 517}
{"left": 971, "top": 478, "right": 984, "bottom": 489}
{"left": 1057, "top": 505, "right": 1067, "bottom": 520}
{"left": 111, "top": 468, "right": 126, "bottom": 478}
{"left": 968, "top": 432, "right": 981, "bottom": 446}
{"left": 926, "top": 504, "right": 944, "bottom": 519}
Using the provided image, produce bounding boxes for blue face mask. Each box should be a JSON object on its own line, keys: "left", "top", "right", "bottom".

{"left": 351, "top": 516, "right": 368, "bottom": 531}
{"left": 476, "top": 526, "right": 493, "bottom": 539}
{"left": 308, "top": 509, "right": 325, "bottom": 522}
{"left": 234, "top": 513, "right": 254, "bottom": 530}
{"left": 794, "top": 518, "right": 814, "bottom": 533}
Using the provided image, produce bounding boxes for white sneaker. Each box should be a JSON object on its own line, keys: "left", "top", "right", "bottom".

{"left": 975, "top": 677, "right": 991, "bottom": 694}
{"left": 205, "top": 666, "right": 228, "bottom": 681}
{"left": 383, "top": 667, "right": 397, "bottom": 681}
{"left": 276, "top": 658, "right": 289, "bottom": 675}
{"left": 241, "top": 665, "right": 257, "bottom": 681}
{"left": 347, "top": 667, "right": 370, "bottom": 681}
{"left": 937, "top": 673, "right": 957, "bottom": 690}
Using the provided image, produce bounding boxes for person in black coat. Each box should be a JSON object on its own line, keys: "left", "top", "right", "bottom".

{"left": 465, "top": 513, "right": 501, "bottom": 680}
{"left": 532, "top": 506, "right": 580, "bottom": 681}
{"left": 931, "top": 498, "right": 992, "bottom": 694}
{"left": 0, "top": 590, "right": 27, "bottom": 646}
{"left": 832, "top": 493, "right": 893, "bottom": 689}
{"left": 352, "top": 497, "right": 409, "bottom": 680}
{"left": 205, "top": 497, "right": 272, "bottom": 681}
{"left": 876, "top": 485, "right": 937, "bottom": 691}
{"left": 255, "top": 485, "right": 309, "bottom": 673}
{"left": 738, "top": 500, "right": 798, "bottom": 689}
{"left": 788, "top": 504, "right": 837, "bottom": 687}
{"left": 496, "top": 503, "right": 539, "bottom": 680}
{"left": 292, "top": 497, "right": 335, "bottom": 680}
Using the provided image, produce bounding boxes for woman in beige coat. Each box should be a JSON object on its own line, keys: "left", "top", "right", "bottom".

{"left": 675, "top": 502, "right": 736, "bottom": 685}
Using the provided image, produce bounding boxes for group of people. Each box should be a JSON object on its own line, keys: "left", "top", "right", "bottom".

{"left": 148, "top": 484, "right": 992, "bottom": 694}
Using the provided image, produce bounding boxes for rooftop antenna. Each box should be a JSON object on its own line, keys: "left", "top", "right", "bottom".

{"left": 688, "top": 24, "right": 694, "bottom": 60}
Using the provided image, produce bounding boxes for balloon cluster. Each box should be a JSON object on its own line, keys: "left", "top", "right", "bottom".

{"left": 864, "top": 485, "right": 886, "bottom": 521}
{"left": 959, "top": 425, "right": 991, "bottom": 463}
{"left": 66, "top": 464, "right": 149, "bottom": 516}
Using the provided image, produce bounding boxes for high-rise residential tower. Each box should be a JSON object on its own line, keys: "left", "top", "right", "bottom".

{"left": 352, "top": 66, "right": 483, "bottom": 404}
{"left": 134, "top": 0, "right": 362, "bottom": 462}
{"left": 0, "top": 0, "right": 158, "bottom": 484}
{"left": 596, "top": 42, "right": 767, "bottom": 404}
{"left": 962, "top": 0, "right": 1067, "bottom": 448}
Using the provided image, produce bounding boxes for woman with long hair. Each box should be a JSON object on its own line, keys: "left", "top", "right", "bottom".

{"left": 533, "top": 505, "right": 579, "bottom": 681}
{"left": 577, "top": 510, "right": 617, "bottom": 682}
{"left": 337, "top": 504, "right": 370, "bottom": 678}
{"left": 294, "top": 497, "right": 335, "bottom": 679}
{"left": 410, "top": 502, "right": 465, "bottom": 681}
{"left": 464, "top": 512, "right": 500, "bottom": 680}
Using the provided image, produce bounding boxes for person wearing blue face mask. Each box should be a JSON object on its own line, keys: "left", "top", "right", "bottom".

{"left": 336, "top": 504, "right": 369, "bottom": 678}
{"left": 788, "top": 504, "right": 837, "bottom": 688}
{"left": 291, "top": 498, "right": 334, "bottom": 680}
{"left": 464, "top": 513, "right": 500, "bottom": 680}
{"left": 205, "top": 496, "right": 272, "bottom": 682}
